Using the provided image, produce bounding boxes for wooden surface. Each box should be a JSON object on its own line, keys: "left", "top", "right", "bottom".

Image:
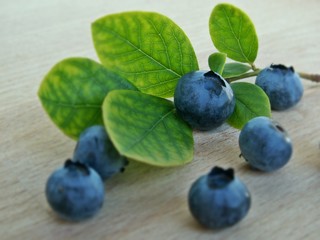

{"left": 1, "top": 0, "right": 320, "bottom": 239}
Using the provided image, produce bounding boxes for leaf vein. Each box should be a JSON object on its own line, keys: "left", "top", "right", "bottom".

{"left": 122, "top": 109, "right": 175, "bottom": 152}
{"left": 222, "top": 6, "right": 250, "bottom": 63}
{"left": 146, "top": 18, "right": 172, "bottom": 70}
{"left": 98, "top": 25, "right": 181, "bottom": 78}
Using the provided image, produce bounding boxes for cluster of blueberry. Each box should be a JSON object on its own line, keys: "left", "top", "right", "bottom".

{"left": 45, "top": 63, "right": 303, "bottom": 227}
{"left": 45, "top": 125, "right": 128, "bottom": 221}
{"left": 178, "top": 64, "right": 302, "bottom": 229}
{"left": 174, "top": 64, "right": 303, "bottom": 131}
{"left": 188, "top": 115, "right": 293, "bottom": 229}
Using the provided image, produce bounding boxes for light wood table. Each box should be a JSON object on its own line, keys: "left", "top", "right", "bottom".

{"left": 1, "top": 0, "right": 319, "bottom": 239}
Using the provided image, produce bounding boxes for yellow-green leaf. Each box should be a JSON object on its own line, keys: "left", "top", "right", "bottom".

{"left": 92, "top": 11, "right": 199, "bottom": 98}
{"left": 227, "top": 82, "right": 271, "bottom": 129}
{"left": 38, "top": 57, "right": 137, "bottom": 139}
{"left": 209, "top": 4, "right": 258, "bottom": 64}
{"left": 103, "top": 90, "right": 194, "bottom": 166}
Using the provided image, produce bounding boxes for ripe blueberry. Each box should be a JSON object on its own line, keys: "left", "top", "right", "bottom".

{"left": 188, "top": 166, "right": 251, "bottom": 229}
{"left": 174, "top": 70, "right": 235, "bottom": 130}
{"left": 45, "top": 159, "right": 105, "bottom": 221}
{"left": 73, "top": 125, "right": 128, "bottom": 181}
{"left": 255, "top": 64, "right": 303, "bottom": 110}
{"left": 239, "top": 116, "right": 293, "bottom": 172}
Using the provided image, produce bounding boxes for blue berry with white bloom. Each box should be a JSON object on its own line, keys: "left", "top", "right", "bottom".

{"left": 255, "top": 64, "right": 303, "bottom": 110}
{"left": 45, "top": 159, "right": 105, "bottom": 221}
{"left": 188, "top": 166, "right": 251, "bottom": 229}
{"left": 174, "top": 70, "right": 235, "bottom": 130}
{"left": 239, "top": 116, "right": 293, "bottom": 172}
{"left": 73, "top": 125, "right": 128, "bottom": 181}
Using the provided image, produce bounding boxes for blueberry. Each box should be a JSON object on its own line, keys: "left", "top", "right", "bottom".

{"left": 45, "top": 159, "right": 105, "bottom": 221}
{"left": 73, "top": 125, "right": 128, "bottom": 181}
{"left": 188, "top": 166, "right": 251, "bottom": 229}
{"left": 239, "top": 116, "right": 293, "bottom": 171}
{"left": 174, "top": 70, "right": 235, "bottom": 130}
{"left": 255, "top": 64, "right": 303, "bottom": 110}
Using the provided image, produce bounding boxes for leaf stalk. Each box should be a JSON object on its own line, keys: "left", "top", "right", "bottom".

{"left": 226, "top": 69, "right": 261, "bottom": 82}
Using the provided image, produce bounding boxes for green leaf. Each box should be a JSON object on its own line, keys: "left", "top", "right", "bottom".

{"left": 92, "top": 11, "right": 199, "bottom": 98}
{"left": 227, "top": 82, "right": 271, "bottom": 129}
{"left": 222, "top": 62, "right": 251, "bottom": 78}
{"left": 38, "top": 57, "right": 137, "bottom": 139}
{"left": 208, "top": 52, "right": 227, "bottom": 75}
{"left": 209, "top": 3, "right": 258, "bottom": 64}
{"left": 103, "top": 90, "right": 194, "bottom": 166}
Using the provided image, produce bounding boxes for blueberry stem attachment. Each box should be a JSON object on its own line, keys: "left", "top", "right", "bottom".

{"left": 64, "top": 159, "right": 90, "bottom": 176}
{"left": 207, "top": 166, "right": 234, "bottom": 189}
{"left": 298, "top": 72, "right": 320, "bottom": 83}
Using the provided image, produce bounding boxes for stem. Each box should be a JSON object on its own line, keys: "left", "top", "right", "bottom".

{"left": 251, "top": 63, "right": 257, "bottom": 71}
{"left": 226, "top": 69, "right": 262, "bottom": 83}
{"left": 298, "top": 72, "right": 320, "bottom": 83}
{"left": 225, "top": 64, "right": 320, "bottom": 83}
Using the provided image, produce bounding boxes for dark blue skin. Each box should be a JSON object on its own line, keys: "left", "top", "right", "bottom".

{"left": 174, "top": 70, "right": 235, "bottom": 130}
{"left": 45, "top": 160, "right": 105, "bottom": 221}
{"left": 73, "top": 125, "right": 128, "bottom": 181}
{"left": 255, "top": 64, "right": 303, "bottom": 110}
{"left": 239, "top": 117, "right": 293, "bottom": 172}
{"left": 188, "top": 167, "right": 251, "bottom": 229}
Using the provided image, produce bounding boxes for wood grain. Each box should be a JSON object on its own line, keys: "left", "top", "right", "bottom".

{"left": 1, "top": 0, "right": 320, "bottom": 239}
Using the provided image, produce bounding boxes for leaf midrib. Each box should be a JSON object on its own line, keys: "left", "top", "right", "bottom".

{"left": 236, "top": 97, "right": 257, "bottom": 116}
{"left": 122, "top": 108, "right": 175, "bottom": 153}
{"left": 222, "top": 6, "right": 250, "bottom": 63}
{"left": 97, "top": 23, "right": 181, "bottom": 78}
